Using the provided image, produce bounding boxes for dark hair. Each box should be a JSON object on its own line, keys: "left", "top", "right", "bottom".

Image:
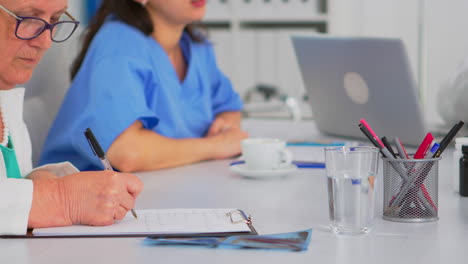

{"left": 70, "top": 0, "right": 204, "bottom": 80}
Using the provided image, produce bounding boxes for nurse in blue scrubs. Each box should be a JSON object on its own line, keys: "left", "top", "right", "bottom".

{"left": 40, "top": 0, "right": 248, "bottom": 172}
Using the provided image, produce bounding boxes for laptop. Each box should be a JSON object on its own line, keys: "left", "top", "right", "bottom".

{"left": 292, "top": 35, "right": 429, "bottom": 146}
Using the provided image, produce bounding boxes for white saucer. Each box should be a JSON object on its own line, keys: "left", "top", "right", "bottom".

{"left": 229, "top": 163, "right": 298, "bottom": 179}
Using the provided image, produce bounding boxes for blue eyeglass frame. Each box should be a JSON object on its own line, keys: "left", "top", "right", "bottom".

{"left": 0, "top": 4, "right": 80, "bottom": 43}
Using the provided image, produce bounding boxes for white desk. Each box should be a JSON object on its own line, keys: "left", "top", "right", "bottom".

{"left": 1, "top": 119, "right": 467, "bottom": 264}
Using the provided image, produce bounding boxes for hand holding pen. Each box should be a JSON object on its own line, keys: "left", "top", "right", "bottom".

{"left": 85, "top": 128, "right": 139, "bottom": 219}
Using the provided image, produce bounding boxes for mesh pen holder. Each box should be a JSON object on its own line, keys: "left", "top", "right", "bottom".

{"left": 382, "top": 156, "right": 440, "bottom": 223}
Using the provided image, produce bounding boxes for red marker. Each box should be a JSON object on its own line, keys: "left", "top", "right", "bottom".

{"left": 414, "top": 133, "right": 434, "bottom": 159}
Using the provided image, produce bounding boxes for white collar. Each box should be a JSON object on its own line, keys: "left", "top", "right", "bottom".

{"left": 0, "top": 88, "right": 26, "bottom": 146}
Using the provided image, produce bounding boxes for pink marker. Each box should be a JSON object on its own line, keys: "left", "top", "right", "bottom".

{"left": 359, "top": 119, "right": 385, "bottom": 148}
{"left": 414, "top": 133, "right": 434, "bottom": 159}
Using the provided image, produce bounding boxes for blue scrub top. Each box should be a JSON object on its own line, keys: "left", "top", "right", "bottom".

{"left": 40, "top": 20, "right": 242, "bottom": 171}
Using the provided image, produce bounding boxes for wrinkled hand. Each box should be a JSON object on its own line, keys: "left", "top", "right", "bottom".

{"left": 208, "top": 127, "right": 248, "bottom": 159}
{"left": 59, "top": 171, "right": 143, "bottom": 226}
{"left": 29, "top": 170, "right": 143, "bottom": 228}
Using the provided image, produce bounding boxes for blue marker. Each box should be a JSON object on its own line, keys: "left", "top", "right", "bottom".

{"left": 286, "top": 141, "right": 346, "bottom": 147}
{"left": 229, "top": 160, "right": 325, "bottom": 169}
{"left": 351, "top": 179, "right": 362, "bottom": 185}
{"left": 430, "top": 143, "right": 440, "bottom": 154}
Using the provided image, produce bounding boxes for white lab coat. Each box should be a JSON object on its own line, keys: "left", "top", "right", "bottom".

{"left": 0, "top": 88, "right": 78, "bottom": 235}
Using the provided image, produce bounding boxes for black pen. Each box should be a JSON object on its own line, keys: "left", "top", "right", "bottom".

{"left": 358, "top": 124, "right": 380, "bottom": 148}
{"left": 84, "top": 128, "right": 138, "bottom": 219}
{"left": 433, "top": 121, "right": 465, "bottom": 158}
{"left": 381, "top": 136, "right": 397, "bottom": 158}
{"left": 358, "top": 124, "right": 394, "bottom": 158}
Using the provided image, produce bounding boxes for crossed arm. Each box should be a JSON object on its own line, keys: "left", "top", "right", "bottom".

{"left": 107, "top": 111, "right": 248, "bottom": 172}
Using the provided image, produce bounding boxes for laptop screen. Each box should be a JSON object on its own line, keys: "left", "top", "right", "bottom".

{"left": 292, "top": 35, "right": 427, "bottom": 146}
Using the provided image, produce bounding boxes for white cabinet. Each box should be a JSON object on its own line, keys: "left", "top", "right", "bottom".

{"left": 203, "top": 0, "right": 328, "bottom": 118}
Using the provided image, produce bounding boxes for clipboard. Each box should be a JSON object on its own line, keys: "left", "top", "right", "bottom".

{"left": 2, "top": 208, "right": 257, "bottom": 239}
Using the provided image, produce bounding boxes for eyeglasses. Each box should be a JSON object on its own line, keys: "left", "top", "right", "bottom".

{"left": 0, "top": 4, "right": 80, "bottom": 43}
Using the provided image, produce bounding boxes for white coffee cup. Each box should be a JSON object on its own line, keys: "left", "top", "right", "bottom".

{"left": 241, "top": 138, "right": 292, "bottom": 170}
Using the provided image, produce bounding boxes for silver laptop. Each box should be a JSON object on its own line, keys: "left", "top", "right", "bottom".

{"left": 292, "top": 35, "right": 428, "bottom": 146}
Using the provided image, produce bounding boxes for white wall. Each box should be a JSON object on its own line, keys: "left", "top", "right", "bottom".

{"left": 205, "top": 0, "right": 325, "bottom": 119}
{"left": 425, "top": 1, "right": 468, "bottom": 124}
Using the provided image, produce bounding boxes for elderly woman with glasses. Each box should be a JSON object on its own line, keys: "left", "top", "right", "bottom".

{"left": 0, "top": 0, "right": 143, "bottom": 236}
